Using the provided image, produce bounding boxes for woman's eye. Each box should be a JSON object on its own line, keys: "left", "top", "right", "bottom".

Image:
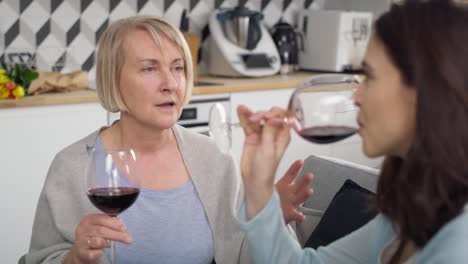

{"left": 143, "top": 66, "right": 155, "bottom": 72}
{"left": 362, "top": 71, "right": 372, "bottom": 82}
{"left": 174, "top": 65, "right": 185, "bottom": 71}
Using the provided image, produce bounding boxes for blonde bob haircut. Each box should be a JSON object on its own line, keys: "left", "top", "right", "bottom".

{"left": 96, "top": 16, "right": 194, "bottom": 112}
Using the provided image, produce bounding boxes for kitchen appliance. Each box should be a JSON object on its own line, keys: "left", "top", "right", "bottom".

{"left": 271, "top": 21, "right": 299, "bottom": 74}
{"left": 205, "top": 6, "right": 281, "bottom": 77}
{"left": 297, "top": 10, "right": 372, "bottom": 72}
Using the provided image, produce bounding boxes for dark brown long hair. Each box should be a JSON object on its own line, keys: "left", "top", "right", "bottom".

{"left": 374, "top": 0, "right": 468, "bottom": 263}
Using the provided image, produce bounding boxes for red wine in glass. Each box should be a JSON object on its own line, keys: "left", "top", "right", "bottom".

{"left": 87, "top": 187, "right": 139, "bottom": 216}
{"left": 286, "top": 74, "right": 359, "bottom": 143}
{"left": 297, "top": 125, "right": 357, "bottom": 144}
{"left": 86, "top": 148, "right": 140, "bottom": 264}
{"left": 208, "top": 74, "right": 360, "bottom": 148}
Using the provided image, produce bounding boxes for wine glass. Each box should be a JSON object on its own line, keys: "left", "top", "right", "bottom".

{"left": 86, "top": 148, "right": 141, "bottom": 264}
{"left": 286, "top": 74, "right": 359, "bottom": 144}
{"left": 209, "top": 74, "right": 359, "bottom": 148}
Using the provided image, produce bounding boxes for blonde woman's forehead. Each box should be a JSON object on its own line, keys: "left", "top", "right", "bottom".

{"left": 123, "top": 29, "right": 183, "bottom": 60}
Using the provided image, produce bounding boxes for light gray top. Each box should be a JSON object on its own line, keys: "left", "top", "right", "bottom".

{"left": 23, "top": 124, "right": 250, "bottom": 264}
{"left": 92, "top": 137, "right": 215, "bottom": 264}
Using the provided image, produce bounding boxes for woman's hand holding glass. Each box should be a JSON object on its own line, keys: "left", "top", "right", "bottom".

{"left": 237, "top": 74, "right": 359, "bottom": 220}
{"left": 238, "top": 105, "right": 292, "bottom": 220}
{"left": 64, "top": 148, "right": 140, "bottom": 264}
{"left": 65, "top": 214, "right": 132, "bottom": 263}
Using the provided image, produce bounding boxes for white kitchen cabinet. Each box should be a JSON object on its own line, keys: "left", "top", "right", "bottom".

{"left": 0, "top": 103, "right": 107, "bottom": 264}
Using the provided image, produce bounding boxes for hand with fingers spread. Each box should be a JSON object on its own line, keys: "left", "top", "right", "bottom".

{"left": 237, "top": 104, "right": 291, "bottom": 220}
{"left": 64, "top": 214, "right": 132, "bottom": 264}
{"left": 275, "top": 160, "right": 314, "bottom": 224}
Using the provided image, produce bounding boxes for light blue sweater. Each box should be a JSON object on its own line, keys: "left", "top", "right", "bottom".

{"left": 238, "top": 191, "right": 468, "bottom": 264}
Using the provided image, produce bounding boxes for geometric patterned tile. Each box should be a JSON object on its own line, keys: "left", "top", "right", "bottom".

{"left": 0, "top": 0, "right": 310, "bottom": 71}
{"left": 19, "top": 0, "right": 34, "bottom": 13}
{"left": 0, "top": 33, "right": 4, "bottom": 52}
{"left": 51, "top": 0, "right": 65, "bottom": 13}
{"left": 35, "top": 35, "right": 65, "bottom": 71}
{"left": 109, "top": 0, "right": 137, "bottom": 22}
{"left": 3, "top": 0, "right": 20, "bottom": 13}
{"left": 66, "top": 19, "right": 80, "bottom": 46}
{"left": 244, "top": 0, "right": 262, "bottom": 11}
{"left": 281, "top": 0, "right": 302, "bottom": 26}
{"left": 262, "top": 0, "right": 283, "bottom": 28}
{"left": 81, "top": 1, "right": 108, "bottom": 45}
{"left": 189, "top": 0, "right": 213, "bottom": 34}
{"left": 81, "top": 0, "right": 94, "bottom": 13}
{"left": 82, "top": 51, "right": 94, "bottom": 71}
{"left": 66, "top": 34, "right": 94, "bottom": 72}
{"left": 162, "top": 1, "right": 186, "bottom": 29}
{"left": 95, "top": 19, "right": 109, "bottom": 44}
{"left": 5, "top": 20, "right": 20, "bottom": 48}
{"left": 36, "top": 19, "right": 51, "bottom": 47}
{"left": 20, "top": 1, "right": 49, "bottom": 34}
{"left": 164, "top": 0, "right": 177, "bottom": 11}
{"left": 138, "top": 0, "right": 164, "bottom": 16}
{"left": 0, "top": 1, "right": 20, "bottom": 33}
{"left": 136, "top": 0, "right": 150, "bottom": 12}
{"left": 218, "top": 0, "right": 242, "bottom": 8}
{"left": 51, "top": 1, "right": 80, "bottom": 45}
{"left": 20, "top": 1, "right": 49, "bottom": 46}
{"left": 35, "top": 0, "right": 51, "bottom": 14}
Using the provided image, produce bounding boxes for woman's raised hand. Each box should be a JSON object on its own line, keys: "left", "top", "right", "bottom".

{"left": 275, "top": 160, "right": 314, "bottom": 224}
{"left": 64, "top": 214, "right": 132, "bottom": 264}
{"left": 237, "top": 104, "right": 291, "bottom": 220}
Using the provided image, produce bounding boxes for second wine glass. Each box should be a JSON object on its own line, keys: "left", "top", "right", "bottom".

{"left": 208, "top": 74, "right": 360, "bottom": 148}
{"left": 86, "top": 147, "right": 140, "bottom": 264}
{"left": 286, "top": 74, "right": 359, "bottom": 144}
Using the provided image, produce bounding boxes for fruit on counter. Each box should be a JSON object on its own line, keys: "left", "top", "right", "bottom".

{"left": 0, "top": 69, "right": 26, "bottom": 99}
{"left": 4, "top": 80, "right": 16, "bottom": 90}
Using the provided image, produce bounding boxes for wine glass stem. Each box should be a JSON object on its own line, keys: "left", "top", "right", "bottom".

{"left": 110, "top": 240, "right": 116, "bottom": 264}
{"left": 229, "top": 117, "right": 298, "bottom": 129}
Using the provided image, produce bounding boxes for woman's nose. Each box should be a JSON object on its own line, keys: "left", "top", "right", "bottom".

{"left": 161, "top": 69, "right": 178, "bottom": 92}
{"left": 353, "top": 85, "right": 362, "bottom": 107}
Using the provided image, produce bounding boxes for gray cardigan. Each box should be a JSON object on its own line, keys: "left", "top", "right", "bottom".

{"left": 23, "top": 125, "right": 250, "bottom": 264}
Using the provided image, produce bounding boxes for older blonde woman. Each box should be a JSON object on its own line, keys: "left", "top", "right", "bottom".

{"left": 23, "top": 16, "right": 311, "bottom": 264}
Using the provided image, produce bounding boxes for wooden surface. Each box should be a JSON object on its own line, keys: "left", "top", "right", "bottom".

{"left": 0, "top": 90, "right": 99, "bottom": 109}
{"left": 0, "top": 71, "right": 348, "bottom": 109}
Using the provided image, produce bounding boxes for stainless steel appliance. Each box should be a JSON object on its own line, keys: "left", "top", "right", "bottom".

{"left": 298, "top": 10, "right": 372, "bottom": 72}
{"left": 205, "top": 6, "right": 280, "bottom": 77}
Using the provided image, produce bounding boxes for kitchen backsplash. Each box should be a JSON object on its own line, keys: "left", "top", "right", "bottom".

{"left": 0, "top": 0, "right": 318, "bottom": 73}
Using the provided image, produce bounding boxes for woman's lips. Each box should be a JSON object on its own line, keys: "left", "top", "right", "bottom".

{"left": 357, "top": 120, "right": 364, "bottom": 133}
{"left": 156, "top": 101, "right": 175, "bottom": 107}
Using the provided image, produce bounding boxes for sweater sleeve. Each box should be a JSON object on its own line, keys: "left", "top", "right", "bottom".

{"left": 24, "top": 154, "right": 74, "bottom": 264}
{"left": 24, "top": 191, "right": 71, "bottom": 263}
{"left": 24, "top": 146, "right": 108, "bottom": 264}
{"left": 237, "top": 191, "right": 382, "bottom": 264}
